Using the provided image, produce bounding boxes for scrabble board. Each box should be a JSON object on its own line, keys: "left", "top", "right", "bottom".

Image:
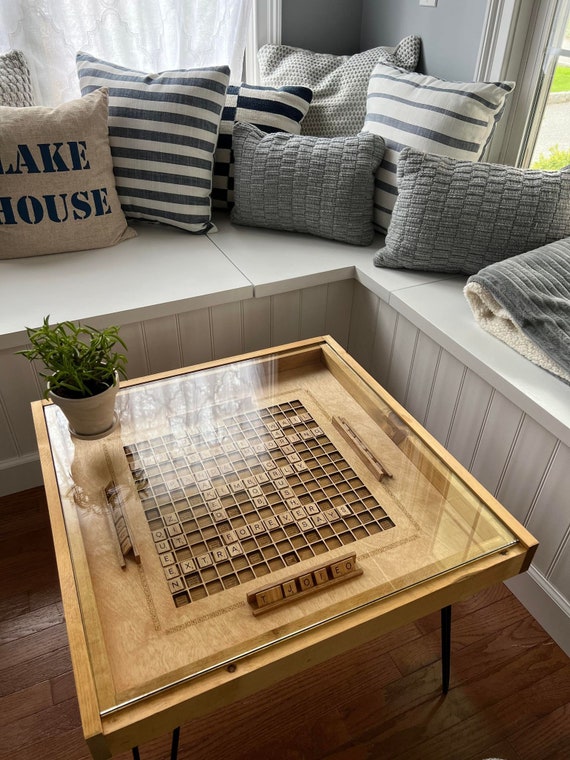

{"left": 122, "top": 398, "right": 396, "bottom": 610}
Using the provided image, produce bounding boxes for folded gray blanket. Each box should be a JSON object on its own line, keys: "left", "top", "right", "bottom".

{"left": 464, "top": 237, "right": 570, "bottom": 384}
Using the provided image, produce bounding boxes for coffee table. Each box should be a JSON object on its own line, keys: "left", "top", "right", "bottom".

{"left": 32, "top": 336, "right": 537, "bottom": 759}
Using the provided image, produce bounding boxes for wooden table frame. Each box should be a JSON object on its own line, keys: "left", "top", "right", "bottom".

{"left": 32, "top": 337, "right": 538, "bottom": 759}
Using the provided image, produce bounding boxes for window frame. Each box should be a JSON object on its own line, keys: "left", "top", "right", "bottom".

{"left": 476, "top": 0, "right": 570, "bottom": 166}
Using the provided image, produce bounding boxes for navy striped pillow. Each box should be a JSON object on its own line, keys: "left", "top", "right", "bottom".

{"left": 76, "top": 52, "right": 230, "bottom": 233}
{"left": 362, "top": 63, "right": 514, "bottom": 234}
{"left": 212, "top": 83, "right": 312, "bottom": 210}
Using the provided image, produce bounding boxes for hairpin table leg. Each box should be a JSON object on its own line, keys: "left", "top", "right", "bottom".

{"left": 441, "top": 605, "right": 452, "bottom": 694}
{"left": 171, "top": 726, "right": 180, "bottom": 760}
{"left": 130, "top": 726, "right": 180, "bottom": 760}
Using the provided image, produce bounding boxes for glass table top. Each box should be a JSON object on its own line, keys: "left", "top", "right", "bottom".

{"left": 38, "top": 338, "right": 521, "bottom": 717}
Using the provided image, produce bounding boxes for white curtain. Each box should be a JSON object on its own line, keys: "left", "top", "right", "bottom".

{"left": 0, "top": 0, "right": 253, "bottom": 106}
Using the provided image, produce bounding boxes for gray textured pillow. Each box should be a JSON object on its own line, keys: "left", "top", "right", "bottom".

{"left": 231, "top": 122, "right": 384, "bottom": 246}
{"left": 258, "top": 37, "right": 420, "bottom": 137}
{"left": 374, "top": 148, "right": 570, "bottom": 274}
{"left": 0, "top": 50, "right": 34, "bottom": 107}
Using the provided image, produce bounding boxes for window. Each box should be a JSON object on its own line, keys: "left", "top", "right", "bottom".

{"left": 478, "top": 0, "right": 570, "bottom": 168}
{"left": 0, "top": 0, "right": 254, "bottom": 106}
{"left": 526, "top": 2, "right": 570, "bottom": 168}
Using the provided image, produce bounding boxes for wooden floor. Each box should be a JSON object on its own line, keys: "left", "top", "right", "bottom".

{"left": 1, "top": 487, "right": 569, "bottom": 760}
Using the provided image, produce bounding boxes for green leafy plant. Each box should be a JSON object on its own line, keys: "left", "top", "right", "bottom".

{"left": 18, "top": 316, "right": 127, "bottom": 399}
{"left": 531, "top": 144, "right": 570, "bottom": 170}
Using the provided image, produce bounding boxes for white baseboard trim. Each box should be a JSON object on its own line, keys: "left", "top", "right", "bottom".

{"left": 506, "top": 565, "right": 570, "bottom": 657}
{"left": 0, "top": 453, "right": 42, "bottom": 497}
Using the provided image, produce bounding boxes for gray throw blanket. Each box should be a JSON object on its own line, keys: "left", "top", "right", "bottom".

{"left": 464, "top": 237, "right": 570, "bottom": 384}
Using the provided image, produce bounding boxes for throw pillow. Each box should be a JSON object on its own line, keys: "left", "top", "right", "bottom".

{"left": 231, "top": 122, "right": 384, "bottom": 246}
{"left": 258, "top": 36, "right": 421, "bottom": 138}
{"left": 76, "top": 51, "right": 230, "bottom": 233}
{"left": 363, "top": 63, "right": 515, "bottom": 233}
{"left": 0, "top": 88, "right": 135, "bottom": 259}
{"left": 213, "top": 82, "right": 313, "bottom": 210}
{"left": 0, "top": 50, "right": 35, "bottom": 107}
{"left": 374, "top": 148, "right": 570, "bottom": 274}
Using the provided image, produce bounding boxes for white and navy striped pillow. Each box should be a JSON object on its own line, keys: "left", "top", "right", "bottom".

{"left": 363, "top": 63, "right": 515, "bottom": 234}
{"left": 76, "top": 52, "right": 230, "bottom": 233}
{"left": 213, "top": 83, "right": 312, "bottom": 210}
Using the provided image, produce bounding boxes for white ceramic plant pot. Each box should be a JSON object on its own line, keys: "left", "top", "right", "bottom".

{"left": 49, "top": 372, "right": 119, "bottom": 439}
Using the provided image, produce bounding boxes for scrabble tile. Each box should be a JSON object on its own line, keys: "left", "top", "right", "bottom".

{"left": 171, "top": 534, "right": 188, "bottom": 548}
{"left": 298, "top": 573, "right": 314, "bottom": 590}
{"left": 211, "top": 547, "right": 228, "bottom": 562}
{"left": 227, "top": 542, "right": 244, "bottom": 557}
{"left": 330, "top": 558, "right": 355, "bottom": 577}
{"left": 222, "top": 529, "right": 239, "bottom": 545}
{"left": 180, "top": 558, "right": 197, "bottom": 574}
{"left": 168, "top": 578, "right": 186, "bottom": 594}
{"left": 155, "top": 540, "right": 171, "bottom": 554}
{"left": 255, "top": 585, "right": 283, "bottom": 608}
{"left": 167, "top": 524, "right": 183, "bottom": 537}
{"left": 313, "top": 567, "right": 329, "bottom": 585}
{"left": 282, "top": 580, "right": 298, "bottom": 597}
{"left": 197, "top": 553, "right": 213, "bottom": 568}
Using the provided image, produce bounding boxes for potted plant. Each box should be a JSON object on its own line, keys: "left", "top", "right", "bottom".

{"left": 18, "top": 316, "right": 128, "bottom": 438}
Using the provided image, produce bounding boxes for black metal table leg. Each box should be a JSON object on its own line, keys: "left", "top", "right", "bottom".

{"left": 130, "top": 726, "right": 180, "bottom": 760}
{"left": 441, "top": 604, "right": 452, "bottom": 694}
{"left": 171, "top": 726, "right": 180, "bottom": 760}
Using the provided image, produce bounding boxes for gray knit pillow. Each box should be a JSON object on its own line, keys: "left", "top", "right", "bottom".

{"left": 0, "top": 50, "right": 34, "bottom": 107}
{"left": 231, "top": 122, "right": 384, "bottom": 246}
{"left": 374, "top": 148, "right": 570, "bottom": 274}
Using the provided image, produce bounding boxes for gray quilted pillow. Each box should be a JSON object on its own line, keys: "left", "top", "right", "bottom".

{"left": 231, "top": 122, "right": 385, "bottom": 246}
{"left": 0, "top": 50, "right": 34, "bottom": 107}
{"left": 258, "top": 37, "right": 420, "bottom": 137}
{"left": 374, "top": 148, "right": 570, "bottom": 274}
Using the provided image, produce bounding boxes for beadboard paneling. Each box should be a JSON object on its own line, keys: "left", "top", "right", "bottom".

{"left": 324, "top": 279, "right": 354, "bottom": 348}
{"left": 404, "top": 332, "right": 442, "bottom": 426}
{"left": 271, "top": 290, "right": 301, "bottom": 346}
{"left": 385, "top": 313, "right": 418, "bottom": 407}
{"left": 141, "top": 314, "right": 183, "bottom": 374}
{"left": 423, "top": 350, "right": 467, "bottom": 448}
{"left": 347, "top": 280, "right": 380, "bottom": 372}
{"left": 242, "top": 298, "right": 272, "bottom": 353}
{"left": 470, "top": 391, "right": 523, "bottom": 495}
{"left": 370, "top": 299, "right": 399, "bottom": 389}
{"left": 495, "top": 416, "right": 558, "bottom": 525}
{"left": 179, "top": 308, "right": 215, "bottom": 368}
{"left": 445, "top": 371, "right": 494, "bottom": 470}
{"left": 525, "top": 442, "right": 570, "bottom": 581}
{"left": 211, "top": 301, "right": 244, "bottom": 359}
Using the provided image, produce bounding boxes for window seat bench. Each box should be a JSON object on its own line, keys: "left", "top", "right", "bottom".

{"left": 1, "top": 212, "right": 569, "bottom": 655}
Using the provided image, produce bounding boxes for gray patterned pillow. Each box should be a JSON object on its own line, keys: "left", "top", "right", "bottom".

{"left": 231, "top": 122, "right": 384, "bottom": 246}
{"left": 258, "top": 36, "right": 420, "bottom": 137}
{"left": 374, "top": 148, "right": 570, "bottom": 274}
{"left": 0, "top": 50, "right": 34, "bottom": 107}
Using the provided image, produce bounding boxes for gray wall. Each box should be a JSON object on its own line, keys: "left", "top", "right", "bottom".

{"left": 360, "top": 0, "right": 488, "bottom": 79}
{"left": 282, "top": 0, "right": 489, "bottom": 80}
{"left": 282, "top": 0, "right": 363, "bottom": 54}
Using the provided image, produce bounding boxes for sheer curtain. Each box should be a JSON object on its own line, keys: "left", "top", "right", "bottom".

{"left": 0, "top": 0, "right": 253, "bottom": 106}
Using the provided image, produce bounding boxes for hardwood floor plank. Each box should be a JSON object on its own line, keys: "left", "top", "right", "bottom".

{"left": 0, "top": 645, "right": 72, "bottom": 697}
{"left": 0, "top": 486, "right": 568, "bottom": 760}
{"left": 0, "top": 601, "right": 64, "bottom": 645}
{"left": 0, "top": 680, "right": 53, "bottom": 727}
